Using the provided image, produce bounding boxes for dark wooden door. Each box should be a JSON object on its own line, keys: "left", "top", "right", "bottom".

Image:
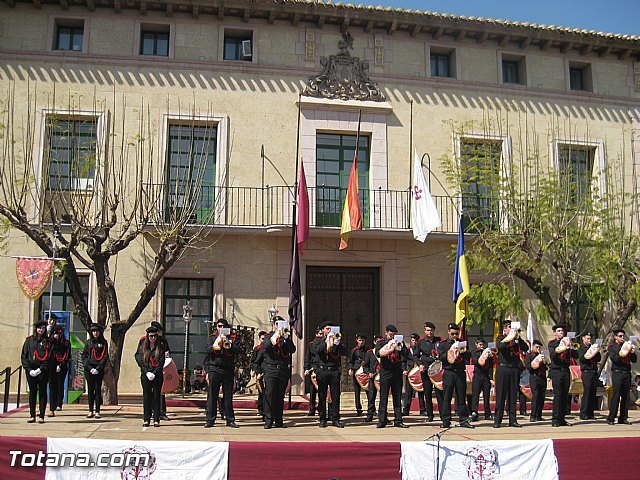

{"left": 305, "top": 267, "right": 380, "bottom": 391}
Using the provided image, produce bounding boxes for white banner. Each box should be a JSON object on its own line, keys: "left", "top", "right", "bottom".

{"left": 412, "top": 151, "right": 441, "bottom": 242}
{"left": 401, "top": 439, "right": 558, "bottom": 480}
{"left": 46, "top": 438, "right": 228, "bottom": 480}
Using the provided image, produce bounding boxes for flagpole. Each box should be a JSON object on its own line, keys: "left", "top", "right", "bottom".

{"left": 46, "top": 227, "right": 60, "bottom": 324}
{"left": 409, "top": 100, "right": 413, "bottom": 192}
{"left": 354, "top": 109, "right": 362, "bottom": 161}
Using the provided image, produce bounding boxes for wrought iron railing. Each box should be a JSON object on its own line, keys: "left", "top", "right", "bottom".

{"left": 151, "top": 183, "right": 497, "bottom": 234}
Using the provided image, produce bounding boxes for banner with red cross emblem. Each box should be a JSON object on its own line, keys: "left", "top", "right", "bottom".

{"left": 15, "top": 257, "right": 54, "bottom": 300}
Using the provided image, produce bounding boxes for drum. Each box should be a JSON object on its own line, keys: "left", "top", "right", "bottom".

{"left": 374, "top": 372, "right": 381, "bottom": 391}
{"left": 407, "top": 365, "right": 423, "bottom": 392}
{"left": 569, "top": 365, "right": 583, "bottom": 395}
{"left": 161, "top": 358, "right": 179, "bottom": 394}
{"left": 427, "top": 360, "right": 444, "bottom": 391}
{"left": 465, "top": 365, "right": 474, "bottom": 395}
{"left": 310, "top": 370, "right": 319, "bottom": 390}
{"left": 355, "top": 366, "right": 370, "bottom": 391}
{"left": 519, "top": 370, "right": 532, "bottom": 400}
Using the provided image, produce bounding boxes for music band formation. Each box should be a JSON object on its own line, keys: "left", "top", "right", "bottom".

{"left": 21, "top": 314, "right": 638, "bottom": 429}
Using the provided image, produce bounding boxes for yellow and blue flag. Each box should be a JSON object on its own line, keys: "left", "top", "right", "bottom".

{"left": 453, "top": 216, "right": 470, "bottom": 325}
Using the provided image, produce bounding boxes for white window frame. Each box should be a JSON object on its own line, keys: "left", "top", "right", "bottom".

{"left": 455, "top": 133, "right": 512, "bottom": 231}
{"left": 219, "top": 26, "right": 257, "bottom": 63}
{"left": 33, "top": 109, "right": 107, "bottom": 221}
{"left": 552, "top": 138, "right": 605, "bottom": 200}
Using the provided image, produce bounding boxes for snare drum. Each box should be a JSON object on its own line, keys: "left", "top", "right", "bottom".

{"left": 407, "top": 365, "right": 423, "bottom": 392}
{"left": 427, "top": 360, "right": 444, "bottom": 391}
{"left": 161, "top": 358, "right": 179, "bottom": 394}
{"left": 355, "top": 366, "right": 370, "bottom": 391}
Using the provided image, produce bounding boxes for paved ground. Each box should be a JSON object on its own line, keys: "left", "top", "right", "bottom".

{"left": 2, "top": 399, "right": 639, "bottom": 442}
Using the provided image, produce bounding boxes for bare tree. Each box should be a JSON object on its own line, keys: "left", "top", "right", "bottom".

{"left": 0, "top": 83, "right": 224, "bottom": 402}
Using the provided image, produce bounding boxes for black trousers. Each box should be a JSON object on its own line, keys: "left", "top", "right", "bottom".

{"left": 85, "top": 370, "right": 104, "bottom": 413}
{"left": 316, "top": 368, "right": 341, "bottom": 422}
{"left": 352, "top": 372, "right": 363, "bottom": 412}
{"left": 366, "top": 377, "right": 377, "bottom": 415}
{"left": 49, "top": 366, "right": 68, "bottom": 411}
{"left": 580, "top": 370, "right": 598, "bottom": 418}
{"left": 263, "top": 367, "right": 288, "bottom": 426}
{"left": 530, "top": 374, "right": 546, "bottom": 419}
{"left": 378, "top": 371, "right": 403, "bottom": 424}
{"left": 494, "top": 365, "right": 519, "bottom": 424}
{"left": 402, "top": 380, "right": 426, "bottom": 414}
{"left": 471, "top": 373, "right": 491, "bottom": 415}
{"left": 141, "top": 372, "right": 163, "bottom": 423}
{"left": 608, "top": 370, "right": 631, "bottom": 423}
{"left": 519, "top": 390, "right": 528, "bottom": 415}
{"left": 306, "top": 374, "right": 317, "bottom": 411}
{"left": 420, "top": 370, "right": 443, "bottom": 418}
{"left": 26, "top": 373, "right": 48, "bottom": 419}
{"left": 549, "top": 368, "right": 571, "bottom": 423}
{"left": 206, "top": 368, "right": 235, "bottom": 423}
{"left": 441, "top": 369, "right": 469, "bottom": 423}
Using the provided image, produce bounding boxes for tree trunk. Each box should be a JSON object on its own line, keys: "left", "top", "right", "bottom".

{"left": 103, "top": 323, "right": 127, "bottom": 405}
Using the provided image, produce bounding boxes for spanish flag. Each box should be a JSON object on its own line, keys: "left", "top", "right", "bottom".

{"left": 339, "top": 151, "right": 363, "bottom": 250}
{"left": 453, "top": 216, "right": 470, "bottom": 325}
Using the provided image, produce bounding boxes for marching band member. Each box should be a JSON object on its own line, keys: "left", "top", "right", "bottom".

{"left": 525, "top": 340, "right": 547, "bottom": 422}
{"left": 21, "top": 320, "right": 49, "bottom": 423}
{"left": 494, "top": 319, "right": 529, "bottom": 428}
{"left": 363, "top": 335, "right": 383, "bottom": 423}
{"left": 303, "top": 327, "right": 322, "bottom": 416}
{"left": 136, "top": 321, "right": 172, "bottom": 421}
{"left": 313, "top": 321, "right": 347, "bottom": 428}
{"left": 82, "top": 323, "right": 108, "bottom": 419}
{"left": 470, "top": 338, "right": 494, "bottom": 421}
{"left": 250, "top": 330, "right": 268, "bottom": 419}
{"left": 135, "top": 326, "right": 165, "bottom": 427}
{"left": 402, "top": 333, "right": 425, "bottom": 416}
{"left": 261, "top": 315, "right": 296, "bottom": 429}
{"left": 203, "top": 318, "right": 239, "bottom": 428}
{"left": 374, "top": 324, "right": 409, "bottom": 429}
{"left": 418, "top": 321, "right": 442, "bottom": 421}
{"left": 347, "top": 333, "right": 368, "bottom": 416}
{"left": 436, "top": 323, "right": 474, "bottom": 429}
{"left": 548, "top": 324, "right": 578, "bottom": 427}
{"left": 578, "top": 332, "right": 601, "bottom": 420}
{"left": 48, "top": 323, "right": 71, "bottom": 416}
{"left": 606, "top": 329, "right": 637, "bottom": 425}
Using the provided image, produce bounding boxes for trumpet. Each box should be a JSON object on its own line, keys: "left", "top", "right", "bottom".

{"left": 333, "top": 332, "right": 342, "bottom": 343}
{"left": 222, "top": 336, "right": 232, "bottom": 349}
{"left": 395, "top": 341, "right": 405, "bottom": 351}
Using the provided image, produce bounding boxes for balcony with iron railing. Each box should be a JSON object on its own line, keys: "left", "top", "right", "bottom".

{"left": 152, "top": 184, "right": 498, "bottom": 234}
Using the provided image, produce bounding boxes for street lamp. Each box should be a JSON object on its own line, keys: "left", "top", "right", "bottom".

{"left": 181, "top": 301, "right": 193, "bottom": 397}
{"left": 268, "top": 304, "right": 278, "bottom": 323}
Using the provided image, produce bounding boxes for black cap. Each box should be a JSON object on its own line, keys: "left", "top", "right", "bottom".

{"left": 355, "top": 333, "right": 368, "bottom": 339}
{"left": 533, "top": 340, "right": 543, "bottom": 347}
{"left": 318, "top": 320, "right": 334, "bottom": 330}
{"left": 89, "top": 323, "right": 104, "bottom": 332}
{"left": 34, "top": 320, "right": 47, "bottom": 328}
{"left": 385, "top": 324, "right": 398, "bottom": 333}
{"left": 314, "top": 327, "right": 322, "bottom": 334}
{"left": 411, "top": 333, "right": 420, "bottom": 340}
{"left": 216, "top": 318, "right": 230, "bottom": 327}
{"left": 150, "top": 321, "right": 164, "bottom": 332}
{"left": 424, "top": 321, "right": 435, "bottom": 329}
{"left": 475, "top": 338, "right": 486, "bottom": 344}
{"left": 447, "top": 323, "right": 460, "bottom": 331}
{"left": 258, "top": 330, "right": 267, "bottom": 337}
{"left": 45, "top": 312, "right": 59, "bottom": 321}
{"left": 502, "top": 319, "right": 512, "bottom": 327}
{"left": 582, "top": 332, "right": 594, "bottom": 338}
{"left": 146, "top": 326, "right": 159, "bottom": 334}
{"left": 552, "top": 324, "right": 566, "bottom": 332}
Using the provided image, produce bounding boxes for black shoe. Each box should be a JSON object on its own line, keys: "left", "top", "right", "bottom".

{"left": 440, "top": 422, "right": 451, "bottom": 428}
{"left": 579, "top": 415, "right": 588, "bottom": 420}
{"left": 364, "top": 415, "right": 373, "bottom": 423}
{"left": 552, "top": 422, "right": 561, "bottom": 427}
{"left": 484, "top": 414, "right": 494, "bottom": 420}
{"left": 143, "top": 421, "right": 150, "bottom": 427}
{"left": 306, "top": 410, "right": 315, "bottom": 417}
{"left": 529, "top": 417, "right": 537, "bottom": 423}
{"left": 376, "top": 422, "right": 386, "bottom": 428}
{"left": 356, "top": 410, "right": 363, "bottom": 416}
{"left": 159, "top": 414, "right": 170, "bottom": 421}
{"left": 470, "top": 412, "right": 479, "bottom": 422}
{"left": 606, "top": 420, "right": 615, "bottom": 425}
{"left": 402, "top": 410, "right": 410, "bottom": 416}
{"left": 319, "top": 420, "right": 327, "bottom": 428}
{"left": 618, "top": 419, "right": 632, "bottom": 425}
{"left": 459, "top": 422, "right": 475, "bottom": 429}
{"left": 426, "top": 416, "right": 434, "bottom": 422}
{"left": 395, "top": 422, "right": 409, "bottom": 429}
{"left": 264, "top": 423, "right": 272, "bottom": 429}
{"left": 332, "top": 420, "right": 345, "bottom": 428}
{"left": 227, "top": 421, "right": 239, "bottom": 428}
{"left": 509, "top": 422, "right": 522, "bottom": 428}
{"left": 493, "top": 423, "right": 500, "bottom": 428}
{"left": 204, "top": 421, "right": 215, "bottom": 428}
{"left": 560, "top": 421, "right": 572, "bottom": 427}
{"left": 274, "top": 423, "right": 287, "bottom": 428}
{"left": 420, "top": 411, "right": 427, "bottom": 417}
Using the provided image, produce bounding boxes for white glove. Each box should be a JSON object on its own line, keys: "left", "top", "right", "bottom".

{"left": 29, "top": 369, "right": 37, "bottom": 377}
{"left": 90, "top": 368, "right": 98, "bottom": 375}
{"left": 56, "top": 365, "right": 61, "bottom": 373}
{"left": 146, "top": 372, "right": 155, "bottom": 381}
{"left": 33, "top": 368, "right": 41, "bottom": 376}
